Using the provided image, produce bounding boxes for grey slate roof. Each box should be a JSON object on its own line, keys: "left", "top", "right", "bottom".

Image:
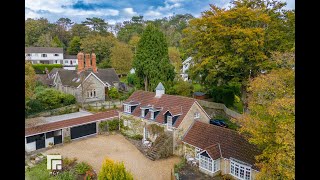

{"left": 64, "top": 54, "right": 77, "bottom": 59}
{"left": 155, "top": 82, "right": 165, "bottom": 90}
{"left": 56, "top": 68, "right": 120, "bottom": 87}
{"left": 25, "top": 47, "right": 63, "bottom": 53}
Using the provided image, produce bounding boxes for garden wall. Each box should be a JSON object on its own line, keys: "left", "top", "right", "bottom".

{"left": 27, "top": 104, "right": 79, "bottom": 118}
{"left": 197, "top": 100, "right": 242, "bottom": 119}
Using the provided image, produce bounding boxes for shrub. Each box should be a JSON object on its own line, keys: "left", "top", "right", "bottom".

{"left": 84, "top": 170, "right": 96, "bottom": 180}
{"left": 108, "top": 119, "right": 120, "bottom": 131}
{"left": 174, "top": 158, "right": 186, "bottom": 173}
{"left": 209, "top": 86, "right": 236, "bottom": 107}
{"left": 32, "top": 64, "right": 63, "bottom": 74}
{"left": 131, "top": 134, "right": 143, "bottom": 140}
{"left": 108, "top": 87, "right": 120, "bottom": 100}
{"left": 62, "top": 94, "right": 76, "bottom": 106}
{"left": 36, "top": 88, "right": 76, "bottom": 110}
{"left": 75, "top": 162, "right": 93, "bottom": 175}
{"left": 26, "top": 99, "right": 44, "bottom": 115}
{"left": 98, "top": 158, "right": 133, "bottom": 180}
{"left": 26, "top": 159, "right": 51, "bottom": 180}
{"left": 55, "top": 170, "right": 77, "bottom": 180}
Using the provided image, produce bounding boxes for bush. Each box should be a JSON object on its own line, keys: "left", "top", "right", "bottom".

{"left": 131, "top": 134, "right": 143, "bottom": 140}
{"left": 32, "top": 64, "right": 63, "bottom": 74}
{"left": 55, "top": 170, "right": 77, "bottom": 180}
{"left": 127, "top": 73, "right": 140, "bottom": 87}
{"left": 75, "top": 162, "right": 93, "bottom": 175}
{"left": 108, "top": 87, "right": 120, "bottom": 100}
{"left": 209, "top": 86, "right": 237, "bottom": 107}
{"left": 84, "top": 170, "right": 96, "bottom": 180}
{"left": 108, "top": 119, "right": 120, "bottom": 131}
{"left": 26, "top": 159, "right": 51, "bottom": 180}
{"left": 174, "top": 158, "right": 186, "bottom": 173}
{"left": 98, "top": 158, "right": 133, "bottom": 180}
{"left": 62, "top": 94, "right": 76, "bottom": 106}
{"left": 36, "top": 88, "right": 76, "bottom": 110}
{"left": 26, "top": 99, "right": 44, "bottom": 115}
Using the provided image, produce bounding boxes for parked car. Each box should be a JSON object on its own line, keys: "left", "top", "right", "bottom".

{"left": 209, "top": 119, "right": 228, "bottom": 128}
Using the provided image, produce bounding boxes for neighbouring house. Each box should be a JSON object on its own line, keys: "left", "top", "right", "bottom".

{"left": 120, "top": 82, "right": 211, "bottom": 156}
{"left": 25, "top": 109, "right": 118, "bottom": 153}
{"left": 63, "top": 54, "right": 78, "bottom": 70}
{"left": 25, "top": 47, "right": 78, "bottom": 69}
{"left": 182, "top": 121, "right": 261, "bottom": 180}
{"left": 180, "top": 57, "right": 192, "bottom": 81}
{"left": 51, "top": 52, "right": 120, "bottom": 103}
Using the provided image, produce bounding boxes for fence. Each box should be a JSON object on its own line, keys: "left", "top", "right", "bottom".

{"left": 197, "top": 100, "right": 242, "bottom": 119}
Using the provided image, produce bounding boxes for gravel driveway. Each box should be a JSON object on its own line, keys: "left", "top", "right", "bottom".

{"left": 44, "top": 134, "right": 180, "bottom": 180}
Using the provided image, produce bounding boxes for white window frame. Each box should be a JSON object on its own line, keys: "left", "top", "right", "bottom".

{"left": 167, "top": 116, "right": 173, "bottom": 131}
{"left": 194, "top": 112, "right": 200, "bottom": 119}
{"left": 141, "top": 109, "right": 145, "bottom": 117}
{"left": 230, "top": 160, "right": 251, "bottom": 180}
{"left": 199, "top": 154, "right": 220, "bottom": 173}
{"left": 124, "top": 105, "right": 131, "bottom": 113}
{"left": 195, "top": 148, "right": 202, "bottom": 160}
{"left": 150, "top": 112, "right": 154, "bottom": 119}
{"left": 65, "top": 60, "right": 68, "bottom": 64}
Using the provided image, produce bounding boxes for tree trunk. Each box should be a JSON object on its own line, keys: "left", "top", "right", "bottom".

{"left": 144, "top": 76, "right": 148, "bottom": 91}
{"left": 241, "top": 85, "right": 249, "bottom": 113}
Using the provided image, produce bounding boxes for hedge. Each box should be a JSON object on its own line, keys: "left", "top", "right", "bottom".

{"left": 32, "top": 64, "right": 63, "bottom": 74}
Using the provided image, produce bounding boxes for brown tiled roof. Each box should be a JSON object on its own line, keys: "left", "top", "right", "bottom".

{"left": 203, "top": 144, "right": 222, "bottom": 160}
{"left": 183, "top": 121, "right": 261, "bottom": 170}
{"left": 25, "top": 110, "right": 118, "bottom": 136}
{"left": 25, "top": 47, "right": 63, "bottom": 53}
{"left": 122, "top": 90, "right": 203, "bottom": 127}
{"left": 164, "top": 106, "right": 183, "bottom": 116}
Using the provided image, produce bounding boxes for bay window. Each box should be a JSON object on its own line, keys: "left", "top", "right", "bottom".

{"left": 199, "top": 154, "right": 220, "bottom": 173}
{"left": 230, "top": 160, "right": 251, "bottom": 180}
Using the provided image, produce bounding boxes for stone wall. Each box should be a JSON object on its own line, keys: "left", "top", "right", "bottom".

{"left": 27, "top": 104, "right": 79, "bottom": 118}
{"left": 197, "top": 100, "right": 242, "bottom": 119}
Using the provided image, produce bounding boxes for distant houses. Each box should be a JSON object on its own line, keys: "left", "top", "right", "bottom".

{"left": 180, "top": 57, "right": 192, "bottom": 81}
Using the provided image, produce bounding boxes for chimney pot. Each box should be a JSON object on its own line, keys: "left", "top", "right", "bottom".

{"left": 91, "top": 52, "right": 97, "bottom": 73}
{"left": 77, "top": 51, "right": 84, "bottom": 73}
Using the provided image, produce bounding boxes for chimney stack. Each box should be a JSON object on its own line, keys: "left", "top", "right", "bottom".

{"left": 85, "top": 53, "right": 91, "bottom": 70}
{"left": 91, "top": 52, "right": 97, "bottom": 73}
{"left": 77, "top": 51, "right": 84, "bottom": 73}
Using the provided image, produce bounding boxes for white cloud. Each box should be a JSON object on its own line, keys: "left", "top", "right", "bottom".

{"left": 123, "top": 8, "right": 138, "bottom": 16}
{"left": 145, "top": 10, "right": 162, "bottom": 18}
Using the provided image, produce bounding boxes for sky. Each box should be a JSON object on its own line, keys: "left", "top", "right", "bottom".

{"left": 25, "top": 0, "right": 295, "bottom": 24}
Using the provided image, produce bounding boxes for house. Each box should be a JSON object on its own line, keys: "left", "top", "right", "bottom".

{"left": 182, "top": 121, "right": 261, "bottom": 180}
{"left": 63, "top": 54, "right": 78, "bottom": 70}
{"left": 52, "top": 52, "right": 120, "bottom": 103}
{"left": 180, "top": 57, "right": 192, "bottom": 81}
{"left": 25, "top": 109, "right": 118, "bottom": 152}
{"left": 25, "top": 47, "right": 78, "bottom": 69}
{"left": 120, "top": 82, "right": 211, "bottom": 155}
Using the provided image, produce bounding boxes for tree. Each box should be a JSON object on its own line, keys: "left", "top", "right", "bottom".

{"left": 80, "top": 34, "right": 117, "bottom": 65}
{"left": 56, "top": 17, "right": 74, "bottom": 31}
{"left": 50, "top": 36, "right": 64, "bottom": 47}
{"left": 25, "top": 61, "right": 36, "bottom": 101}
{"left": 70, "top": 23, "right": 91, "bottom": 38}
{"left": 237, "top": 69, "right": 294, "bottom": 179}
{"left": 172, "top": 80, "right": 194, "bottom": 97}
{"left": 133, "top": 24, "right": 175, "bottom": 91}
{"left": 110, "top": 42, "right": 133, "bottom": 74}
{"left": 34, "top": 33, "right": 52, "bottom": 47}
{"left": 117, "top": 16, "right": 145, "bottom": 43}
{"left": 25, "top": 18, "right": 50, "bottom": 46}
{"left": 181, "top": 4, "right": 271, "bottom": 111}
{"left": 98, "top": 158, "right": 133, "bottom": 180}
{"left": 67, "top": 36, "right": 81, "bottom": 55}
{"left": 82, "top": 17, "right": 109, "bottom": 34}
{"left": 128, "top": 35, "right": 141, "bottom": 54}
{"left": 168, "top": 47, "right": 182, "bottom": 73}
{"left": 108, "top": 87, "right": 120, "bottom": 100}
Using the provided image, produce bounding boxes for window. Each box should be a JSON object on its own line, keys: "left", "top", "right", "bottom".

{"left": 124, "top": 105, "right": 131, "bottom": 113}
{"left": 41, "top": 54, "right": 47, "bottom": 57}
{"left": 87, "top": 89, "right": 96, "bottom": 98}
{"left": 194, "top": 112, "right": 200, "bottom": 119}
{"left": 167, "top": 116, "right": 173, "bottom": 130}
{"left": 34, "top": 53, "right": 38, "bottom": 56}
{"left": 230, "top": 160, "right": 251, "bottom": 180}
{"left": 195, "top": 148, "right": 201, "bottom": 160}
{"left": 65, "top": 60, "right": 68, "bottom": 63}
{"left": 141, "top": 109, "right": 145, "bottom": 117}
{"left": 54, "top": 54, "right": 59, "bottom": 56}
{"left": 199, "top": 154, "right": 220, "bottom": 173}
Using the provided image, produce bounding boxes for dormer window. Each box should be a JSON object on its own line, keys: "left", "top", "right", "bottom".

{"left": 140, "top": 106, "right": 150, "bottom": 118}
{"left": 150, "top": 112, "right": 154, "bottom": 119}
{"left": 124, "top": 105, "right": 131, "bottom": 113}
{"left": 123, "top": 101, "right": 140, "bottom": 114}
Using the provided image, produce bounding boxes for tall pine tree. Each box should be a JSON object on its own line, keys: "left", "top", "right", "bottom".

{"left": 133, "top": 24, "right": 175, "bottom": 91}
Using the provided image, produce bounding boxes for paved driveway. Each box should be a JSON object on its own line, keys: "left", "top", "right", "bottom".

{"left": 44, "top": 134, "right": 180, "bottom": 180}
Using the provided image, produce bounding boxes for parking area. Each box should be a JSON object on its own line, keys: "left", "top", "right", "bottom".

{"left": 43, "top": 134, "right": 180, "bottom": 180}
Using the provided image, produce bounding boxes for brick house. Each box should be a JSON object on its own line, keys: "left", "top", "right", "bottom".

{"left": 120, "top": 82, "right": 211, "bottom": 155}
{"left": 52, "top": 52, "right": 120, "bottom": 103}
{"left": 182, "top": 121, "right": 261, "bottom": 180}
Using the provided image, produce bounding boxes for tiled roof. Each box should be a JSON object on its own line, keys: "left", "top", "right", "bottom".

{"left": 25, "top": 110, "right": 118, "bottom": 136}
{"left": 203, "top": 144, "right": 222, "bottom": 160}
{"left": 183, "top": 121, "right": 261, "bottom": 170}
{"left": 64, "top": 54, "right": 77, "bottom": 59}
{"left": 164, "top": 106, "right": 183, "bottom": 116}
{"left": 122, "top": 90, "right": 198, "bottom": 128}
{"left": 25, "top": 47, "right": 63, "bottom": 53}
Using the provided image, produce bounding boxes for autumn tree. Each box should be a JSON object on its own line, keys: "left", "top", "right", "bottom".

{"left": 67, "top": 36, "right": 81, "bottom": 55}
{"left": 133, "top": 24, "right": 175, "bottom": 91}
{"left": 110, "top": 42, "right": 133, "bottom": 75}
{"left": 128, "top": 35, "right": 141, "bottom": 54}
{"left": 98, "top": 158, "right": 133, "bottom": 180}
{"left": 168, "top": 47, "right": 182, "bottom": 73}
{"left": 80, "top": 34, "right": 117, "bottom": 65}
{"left": 181, "top": 4, "right": 271, "bottom": 110}
{"left": 237, "top": 68, "right": 294, "bottom": 179}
